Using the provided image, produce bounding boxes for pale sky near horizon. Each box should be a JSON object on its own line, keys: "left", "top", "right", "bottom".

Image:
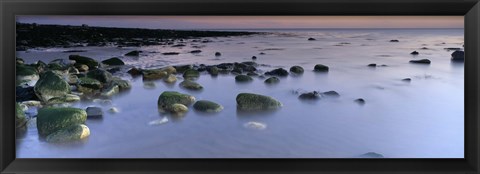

{"left": 16, "top": 16, "right": 464, "bottom": 29}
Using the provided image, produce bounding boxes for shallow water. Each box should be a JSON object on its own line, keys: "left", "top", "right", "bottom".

{"left": 16, "top": 29, "right": 464, "bottom": 158}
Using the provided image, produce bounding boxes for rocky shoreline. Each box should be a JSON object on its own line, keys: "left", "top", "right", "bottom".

{"left": 16, "top": 23, "right": 258, "bottom": 50}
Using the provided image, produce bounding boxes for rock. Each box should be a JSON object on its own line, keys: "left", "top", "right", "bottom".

{"left": 87, "top": 69, "right": 113, "bottom": 84}
{"left": 289, "top": 66, "right": 304, "bottom": 74}
{"left": 32, "top": 61, "right": 47, "bottom": 73}
{"left": 235, "top": 75, "right": 253, "bottom": 82}
{"left": 402, "top": 78, "right": 411, "bottom": 82}
{"left": 68, "top": 67, "right": 80, "bottom": 74}
{"left": 101, "top": 85, "right": 120, "bottom": 97}
{"left": 127, "top": 67, "right": 142, "bottom": 76}
{"left": 409, "top": 59, "right": 431, "bottom": 64}
{"left": 86, "top": 107, "right": 103, "bottom": 118}
{"left": 157, "top": 91, "right": 196, "bottom": 112}
{"left": 390, "top": 39, "right": 399, "bottom": 42}
{"left": 444, "top": 48, "right": 462, "bottom": 51}
{"left": 36, "top": 107, "right": 87, "bottom": 136}
{"left": 52, "top": 94, "right": 81, "bottom": 103}
{"left": 46, "top": 124, "right": 90, "bottom": 143}
{"left": 354, "top": 98, "right": 365, "bottom": 105}
{"left": 21, "top": 100, "right": 42, "bottom": 107}
{"left": 236, "top": 93, "right": 282, "bottom": 111}
{"left": 231, "top": 67, "right": 243, "bottom": 75}
{"left": 108, "top": 107, "right": 119, "bottom": 113}
{"left": 359, "top": 152, "right": 384, "bottom": 158}
{"left": 101, "top": 57, "right": 125, "bottom": 66}
{"left": 16, "top": 64, "right": 39, "bottom": 86}
{"left": 180, "top": 80, "right": 203, "bottom": 90}
{"left": 421, "top": 47, "right": 429, "bottom": 50}
{"left": 16, "top": 103, "right": 27, "bottom": 128}
{"left": 322, "top": 91, "right": 340, "bottom": 97}
{"left": 190, "top": 50, "right": 202, "bottom": 53}
{"left": 48, "top": 63, "right": 65, "bottom": 71}
{"left": 170, "top": 103, "right": 189, "bottom": 114}
{"left": 264, "top": 77, "right": 280, "bottom": 84}
{"left": 183, "top": 69, "right": 200, "bottom": 79}
{"left": 143, "top": 69, "right": 168, "bottom": 80}
{"left": 69, "top": 55, "right": 99, "bottom": 69}
{"left": 193, "top": 100, "right": 223, "bottom": 112}
{"left": 207, "top": 66, "right": 219, "bottom": 76}
{"left": 74, "top": 63, "right": 89, "bottom": 72}
{"left": 298, "top": 91, "right": 321, "bottom": 100}
{"left": 252, "top": 56, "right": 257, "bottom": 60}
{"left": 215, "top": 52, "right": 221, "bottom": 56}
{"left": 34, "top": 71, "right": 71, "bottom": 103}
{"left": 160, "top": 66, "right": 177, "bottom": 74}
{"left": 125, "top": 50, "right": 141, "bottom": 56}
{"left": 244, "top": 122, "right": 267, "bottom": 130}
{"left": 77, "top": 77, "right": 103, "bottom": 92}
{"left": 16, "top": 57, "right": 25, "bottom": 64}
{"left": 174, "top": 65, "right": 193, "bottom": 73}
{"left": 367, "top": 63, "right": 377, "bottom": 67}
{"left": 410, "top": 51, "right": 419, "bottom": 55}
{"left": 162, "top": 52, "right": 180, "bottom": 55}
{"left": 66, "top": 74, "right": 79, "bottom": 85}
{"left": 259, "top": 52, "right": 266, "bottom": 55}
{"left": 314, "top": 64, "right": 329, "bottom": 72}
{"left": 308, "top": 38, "right": 316, "bottom": 41}
{"left": 111, "top": 77, "right": 132, "bottom": 90}
{"left": 164, "top": 74, "right": 177, "bottom": 83}
{"left": 16, "top": 86, "right": 39, "bottom": 102}
{"left": 265, "top": 68, "right": 289, "bottom": 77}
{"left": 451, "top": 50, "right": 464, "bottom": 61}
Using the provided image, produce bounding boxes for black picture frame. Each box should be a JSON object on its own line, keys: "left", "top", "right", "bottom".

{"left": 1, "top": 0, "right": 479, "bottom": 173}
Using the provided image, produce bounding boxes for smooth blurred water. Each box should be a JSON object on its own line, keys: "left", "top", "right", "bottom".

{"left": 16, "top": 29, "right": 464, "bottom": 158}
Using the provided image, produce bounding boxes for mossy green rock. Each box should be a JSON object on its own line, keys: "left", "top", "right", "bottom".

{"left": 16, "top": 103, "right": 27, "bottom": 128}
{"left": 34, "top": 71, "right": 71, "bottom": 103}
{"left": 264, "top": 77, "right": 280, "bottom": 84}
{"left": 102, "top": 57, "right": 125, "bottom": 66}
{"left": 193, "top": 100, "right": 223, "bottom": 112}
{"left": 236, "top": 93, "right": 282, "bottom": 111}
{"left": 235, "top": 75, "right": 253, "bottom": 82}
{"left": 78, "top": 77, "right": 103, "bottom": 90}
{"left": 290, "top": 66, "right": 304, "bottom": 74}
{"left": 111, "top": 77, "right": 131, "bottom": 90}
{"left": 143, "top": 69, "right": 168, "bottom": 80}
{"left": 37, "top": 107, "right": 87, "bottom": 136}
{"left": 69, "top": 55, "right": 99, "bottom": 69}
{"left": 158, "top": 91, "right": 196, "bottom": 111}
{"left": 170, "top": 103, "right": 189, "bottom": 114}
{"left": 16, "top": 64, "right": 39, "bottom": 86}
{"left": 17, "top": 64, "right": 38, "bottom": 76}
{"left": 46, "top": 124, "right": 90, "bottom": 143}
{"left": 180, "top": 80, "right": 203, "bottom": 90}
{"left": 164, "top": 74, "right": 177, "bottom": 83}
{"left": 207, "top": 66, "right": 219, "bottom": 76}
{"left": 314, "top": 64, "right": 329, "bottom": 72}
{"left": 87, "top": 69, "right": 113, "bottom": 84}
{"left": 183, "top": 69, "right": 200, "bottom": 79}
{"left": 47, "top": 94, "right": 81, "bottom": 104}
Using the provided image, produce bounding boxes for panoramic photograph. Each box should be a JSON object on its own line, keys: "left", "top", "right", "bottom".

{"left": 15, "top": 16, "right": 464, "bottom": 158}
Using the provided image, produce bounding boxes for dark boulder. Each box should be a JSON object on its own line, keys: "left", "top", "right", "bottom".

{"left": 451, "top": 50, "right": 464, "bottom": 62}
{"left": 409, "top": 59, "right": 431, "bottom": 64}
{"left": 265, "top": 68, "right": 289, "bottom": 77}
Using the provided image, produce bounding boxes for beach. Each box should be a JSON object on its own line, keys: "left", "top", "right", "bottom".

{"left": 16, "top": 27, "right": 464, "bottom": 158}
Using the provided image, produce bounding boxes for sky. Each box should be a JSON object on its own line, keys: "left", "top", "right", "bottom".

{"left": 16, "top": 16, "right": 464, "bottom": 29}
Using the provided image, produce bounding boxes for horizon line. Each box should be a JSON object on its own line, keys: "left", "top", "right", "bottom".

{"left": 17, "top": 23, "right": 464, "bottom": 30}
